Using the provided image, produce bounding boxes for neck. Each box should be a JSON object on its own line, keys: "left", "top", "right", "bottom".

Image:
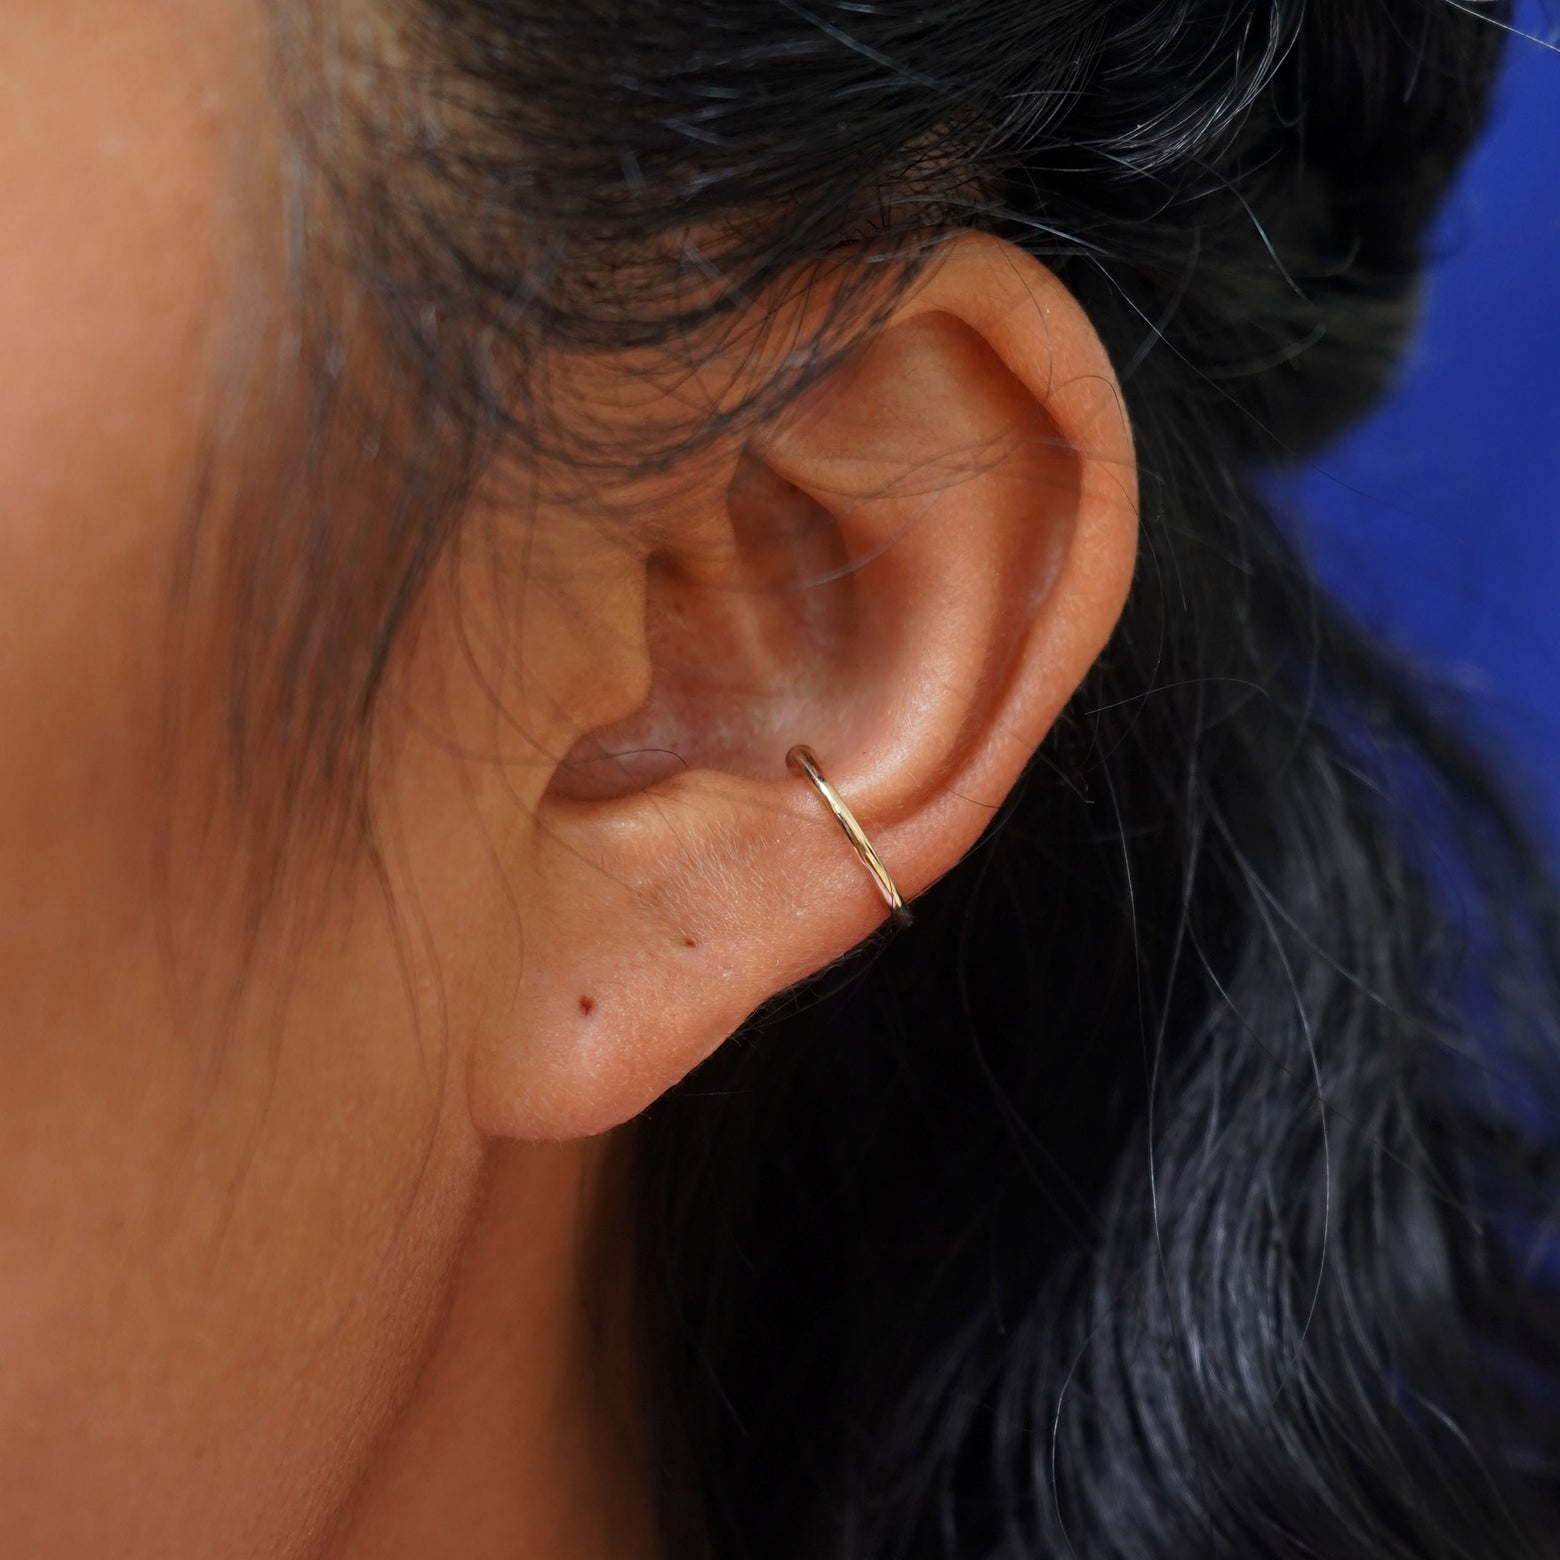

{"left": 327, "top": 1131, "right": 660, "bottom": 1560}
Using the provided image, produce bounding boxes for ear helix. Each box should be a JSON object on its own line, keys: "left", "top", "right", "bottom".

{"left": 785, "top": 744, "right": 911, "bottom": 929}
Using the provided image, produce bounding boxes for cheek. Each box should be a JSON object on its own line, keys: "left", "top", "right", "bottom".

{"left": 0, "top": 1, "right": 245, "bottom": 1013}
{"left": 0, "top": 4, "right": 483, "bottom": 1555}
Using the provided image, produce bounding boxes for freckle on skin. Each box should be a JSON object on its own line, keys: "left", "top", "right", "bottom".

{"left": 683, "top": 936, "right": 697, "bottom": 949}
{"left": 578, "top": 995, "right": 595, "bottom": 1016}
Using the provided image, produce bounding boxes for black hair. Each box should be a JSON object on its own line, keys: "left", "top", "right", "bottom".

{"left": 261, "top": 1, "right": 1560, "bottom": 1554}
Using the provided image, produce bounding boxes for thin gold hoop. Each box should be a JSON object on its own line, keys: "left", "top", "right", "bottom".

{"left": 786, "top": 745, "right": 910, "bottom": 928}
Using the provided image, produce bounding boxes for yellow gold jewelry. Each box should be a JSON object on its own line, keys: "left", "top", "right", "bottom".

{"left": 786, "top": 744, "right": 910, "bottom": 927}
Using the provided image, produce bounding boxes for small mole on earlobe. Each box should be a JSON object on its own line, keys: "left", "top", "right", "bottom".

{"left": 578, "top": 995, "right": 595, "bottom": 1016}
{"left": 682, "top": 936, "right": 698, "bottom": 950}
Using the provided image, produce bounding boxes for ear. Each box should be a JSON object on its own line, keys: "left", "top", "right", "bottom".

{"left": 470, "top": 233, "right": 1138, "bottom": 1141}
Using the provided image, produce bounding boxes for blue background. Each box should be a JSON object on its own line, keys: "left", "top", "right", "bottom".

{"left": 1295, "top": 2, "right": 1560, "bottom": 842}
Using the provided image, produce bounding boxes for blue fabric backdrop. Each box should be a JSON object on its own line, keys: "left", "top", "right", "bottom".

{"left": 1297, "top": 2, "right": 1560, "bottom": 840}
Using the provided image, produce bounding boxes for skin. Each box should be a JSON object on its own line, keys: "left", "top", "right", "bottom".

{"left": 0, "top": 3, "right": 1138, "bottom": 1556}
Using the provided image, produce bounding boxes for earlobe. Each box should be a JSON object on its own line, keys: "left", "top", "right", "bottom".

{"left": 468, "top": 234, "right": 1138, "bottom": 1143}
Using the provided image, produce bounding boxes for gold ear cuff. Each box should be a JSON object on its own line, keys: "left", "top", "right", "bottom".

{"left": 786, "top": 745, "right": 910, "bottom": 928}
